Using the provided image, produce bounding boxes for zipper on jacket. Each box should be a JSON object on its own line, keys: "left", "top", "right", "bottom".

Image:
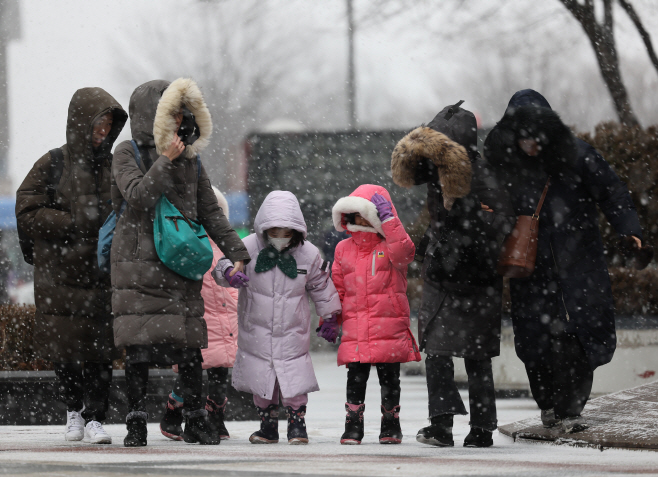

{"left": 549, "top": 242, "right": 570, "bottom": 322}
{"left": 372, "top": 250, "right": 376, "bottom": 276}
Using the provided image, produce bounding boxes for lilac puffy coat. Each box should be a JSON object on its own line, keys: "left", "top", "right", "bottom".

{"left": 214, "top": 191, "right": 341, "bottom": 400}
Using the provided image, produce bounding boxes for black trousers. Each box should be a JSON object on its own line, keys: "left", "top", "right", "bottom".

{"left": 126, "top": 352, "right": 204, "bottom": 413}
{"left": 173, "top": 367, "right": 229, "bottom": 404}
{"left": 346, "top": 362, "right": 400, "bottom": 410}
{"left": 425, "top": 355, "right": 497, "bottom": 431}
{"left": 524, "top": 331, "right": 593, "bottom": 420}
{"left": 54, "top": 361, "right": 112, "bottom": 423}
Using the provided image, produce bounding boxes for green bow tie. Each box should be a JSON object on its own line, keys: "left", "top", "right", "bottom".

{"left": 254, "top": 245, "right": 298, "bottom": 279}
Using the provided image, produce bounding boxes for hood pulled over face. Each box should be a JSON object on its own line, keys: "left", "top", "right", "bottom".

{"left": 254, "top": 191, "right": 308, "bottom": 246}
{"left": 66, "top": 87, "right": 127, "bottom": 162}
{"left": 332, "top": 184, "right": 399, "bottom": 237}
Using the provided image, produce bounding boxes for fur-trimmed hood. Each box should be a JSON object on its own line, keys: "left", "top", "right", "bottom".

{"left": 484, "top": 89, "right": 578, "bottom": 177}
{"left": 391, "top": 127, "right": 472, "bottom": 210}
{"left": 332, "top": 184, "right": 398, "bottom": 236}
{"left": 154, "top": 78, "right": 212, "bottom": 159}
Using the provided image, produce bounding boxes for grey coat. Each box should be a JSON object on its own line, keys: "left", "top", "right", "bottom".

{"left": 111, "top": 79, "right": 250, "bottom": 350}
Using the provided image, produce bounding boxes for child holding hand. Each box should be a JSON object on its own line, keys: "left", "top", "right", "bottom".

{"left": 214, "top": 190, "right": 341, "bottom": 445}
{"left": 321, "top": 184, "right": 420, "bottom": 445}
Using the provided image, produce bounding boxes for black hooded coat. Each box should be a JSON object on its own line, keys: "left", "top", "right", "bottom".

{"left": 484, "top": 90, "right": 643, "bottom": 370}
{"left": 392, "top": 105, "right": 515, "bottom": 359}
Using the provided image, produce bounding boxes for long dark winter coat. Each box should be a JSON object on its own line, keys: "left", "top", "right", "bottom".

{"left": 16, "top": 88, "right": 127, "bottom": 362}
{"left": 111, "top": 79, "right": 250, "bottom": 350}
{"left": 392, "top": 105, "right": 515, "bottom": 359}
{"left": 484, "top": 89, "right": 643, "bottom": 370}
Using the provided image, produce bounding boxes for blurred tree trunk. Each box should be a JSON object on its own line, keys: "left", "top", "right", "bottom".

{"left": 559, "top": 0, "right": 641, "bottom": 126}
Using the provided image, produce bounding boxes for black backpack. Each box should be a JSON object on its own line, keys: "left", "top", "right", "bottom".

{"left": 17, "top": 148, "right": 65, "bottom": 265}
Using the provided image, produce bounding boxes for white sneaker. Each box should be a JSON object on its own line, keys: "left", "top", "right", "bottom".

{"left": 65, "top": 410, "right": 85, "bottom": 441}
{"left": 83, "top": 420, "right": 112, "bottom": 444}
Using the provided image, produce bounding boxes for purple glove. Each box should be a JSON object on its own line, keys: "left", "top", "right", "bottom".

{"left": 224, "top": 267, "right": 249, "bottom": 288}
{"left": 316, "top": 314, "right": 339, "bottom": 343}
{"left": 371, "top": 193, "right": 394, "bottom": 222}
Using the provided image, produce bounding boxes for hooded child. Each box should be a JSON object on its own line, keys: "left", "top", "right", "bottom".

{"left": 326, "top": 184, "right": 421, "bottom": 445}
{"left": 213, "top": 190, "right": 341, "bottom": 445}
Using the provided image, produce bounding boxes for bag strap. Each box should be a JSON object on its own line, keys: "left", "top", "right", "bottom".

{"left": 197, "top": 155, "right": 201, "bottom": 180}
{"left": 130, "top": 140, "right": 142, "bottom": 169}
{"left": 533, "top": 177, "right": 551, "bottom": 218}
{"left": 47, "top": 148, "right": 64, "bottom": 204}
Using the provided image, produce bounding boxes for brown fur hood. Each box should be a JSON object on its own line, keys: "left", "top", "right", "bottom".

{"left": 391, "top": 127, "right": 472, "bottom": 210}
{"left": 154, "top": 78, "right": 212, "bottom": 159}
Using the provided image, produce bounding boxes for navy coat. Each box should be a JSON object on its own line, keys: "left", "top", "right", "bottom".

{"left": 484, "top": 90, "right": 642, "bottom": 370}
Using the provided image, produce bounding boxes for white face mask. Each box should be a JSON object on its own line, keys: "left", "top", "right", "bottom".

{"left": 269, "top": 236, "right": 291, "bottom": 252}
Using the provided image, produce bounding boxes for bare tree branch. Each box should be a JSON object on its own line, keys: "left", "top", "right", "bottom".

{"left": 604, "top": 0, "right": 614, "bottom": 32}
{"left": 618, "top": 0, "right": 658, "bottom": 76}
{"left": 557, "top": 0, "right": 639, "bottom": 126}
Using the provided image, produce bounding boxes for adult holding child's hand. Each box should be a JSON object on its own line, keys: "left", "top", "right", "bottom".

{"left": 111, "top": 79, "right": 250, "bottom": 448}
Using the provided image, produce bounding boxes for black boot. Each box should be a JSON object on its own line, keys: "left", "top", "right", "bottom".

{"left": 379, "top": 405, "right": 402, "bottom": 444}
{"left": 249, "top": 404, "right": 279, "bottom": 444}
{"left": 463, "top": 426, "right": 494, "bottom": 447}
{"left": 183, "top": 409, "right": 220, "bottom": 445}
{"left": 340, "top": 402, "right": 365, "bottom": 445}
{"left": 160, "top": 394, "right": 184, "bottom": 441}
{"left": 285, "top": 405, "right": 308, "bottom": 445}
{"left": 206, "top": 397, "right": 229, "bottom": 440}
{"left": 124, "top": 411, "right": 148, "bottom": 447}
{"left": 416, "top": 414, "right": 454, "bottom": 447}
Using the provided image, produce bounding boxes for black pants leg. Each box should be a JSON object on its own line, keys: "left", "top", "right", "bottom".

{"left": 54, "top": 362, "right": 84, "bottom": 412}
{"left": 425, "top": 355, "right": 467, "bottom": 418}
{"left": 81, "top": 362, "right": 112, "bottom": 423}
{"left": 376, "top": 363, "right": 401, "bottom": 410}
{"left": 524, "top": 359, "right": 554, "bottom": 411}
{"left": 178, "top": 352, "right": 203, "bottom": 411}
{"left": 125, "top": 362, "right": 149, "bottom": 413}
{"left": 553, "top": 333, "right": 593, "bottom": 419}
{"left": 346, "top": 362, "right": 372, "bottom": 404}
{"left": 207, "top": 367, "right": 229, "bottom": 404}
{"left": 464, "top": 358, "right": 497, "bottom": 431}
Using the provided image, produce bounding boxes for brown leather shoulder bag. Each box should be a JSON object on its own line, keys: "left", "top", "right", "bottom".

{"left": 497, "top": 178, "right": 551, "bottom": 278}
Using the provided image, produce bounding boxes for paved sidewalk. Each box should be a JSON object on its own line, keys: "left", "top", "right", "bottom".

{"left": 1, "top": 354, "right": 658, "bottom": 476}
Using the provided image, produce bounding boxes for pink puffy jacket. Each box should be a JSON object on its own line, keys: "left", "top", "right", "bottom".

{"left": 331, "top": 184, "right": 421, "bottom": 366}
{"left": 200, "top": 240, "right": 239, "bottom": 369}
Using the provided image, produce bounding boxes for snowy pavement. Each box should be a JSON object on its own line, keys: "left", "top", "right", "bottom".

{"left": 1, "top": 354, "right": 658, "bottom": 476}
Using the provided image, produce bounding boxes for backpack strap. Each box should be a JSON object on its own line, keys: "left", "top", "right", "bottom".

{"left": 197, "top": 155, "right": 202, "bottom": 180}
{"left": 130, "top": 140, "right": 142, "bottom": 169}
{"left": 47, "top": 148, "right": 64, "bottom": 204}
{"left": 119, "top": 140, "right": 144, "bottom": 218}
